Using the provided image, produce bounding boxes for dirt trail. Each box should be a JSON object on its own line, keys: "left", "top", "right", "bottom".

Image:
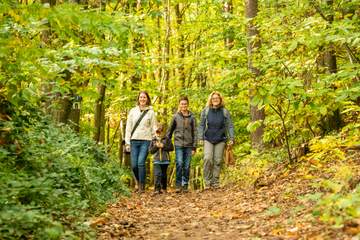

{"left": 95, "top": 172, "right": 353, "bottom": 240}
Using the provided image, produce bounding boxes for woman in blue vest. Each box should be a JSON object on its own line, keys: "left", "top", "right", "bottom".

{"left": 198, "top": 91, "right": 234, "bottom": 189}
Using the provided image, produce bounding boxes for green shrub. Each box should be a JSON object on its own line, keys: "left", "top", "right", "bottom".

{"left": 0, "top": 104, "right": 129, "bottom": 239}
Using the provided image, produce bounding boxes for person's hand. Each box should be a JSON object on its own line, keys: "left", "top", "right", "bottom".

{"left": 125, "top": 144, "right": 131, "bottom": 152}
{"left": 191, "top": 149, "right": 196, "bottom": 156}
{"left": 156, "top": 142, "right": 164, "bottom": 148}
{"left": 227, "top": 140, "right": 234, "bottom": 146}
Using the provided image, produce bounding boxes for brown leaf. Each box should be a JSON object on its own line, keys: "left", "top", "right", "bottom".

{"left": 90, "top": 217, "right": 108, "bottom": 227}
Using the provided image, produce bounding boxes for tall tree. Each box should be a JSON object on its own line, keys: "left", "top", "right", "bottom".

{"left": 312, "top": 0, "right": 342, "bottom": 132}
{"left": 224, "top": 0, "right": 234, "bottom": 51}
{"left": 175, "top": 3, "right": 186, "bottom": 88}
{"left": 324, "top": 0, "right": 337, "bottom": 74}
{"left": 223, "top": 0, "right": 238, "bottom": 89}
{"left": 161, "top": 0, "right": 170, "bottom": 121}
{"left": 245, "top": 0, "right": 265, "bottom": 149}
{"left": 323, "top": 0, "right": 341, "bottom": 131}
{"left": 93, "top": 4, "right": 107, "bottom": 143}
{"left": 94, "top": 83, "right": 106, "bottom": 143}
{"left": 130, "top": 1, "right": 144, "bottom": 90}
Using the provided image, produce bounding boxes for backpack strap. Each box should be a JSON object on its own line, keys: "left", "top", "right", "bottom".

{"left": 204, "top": 106, "right": 228, "bottom": 126}
{"left": 130, "top": 109, "right": 149, "bottom": 138}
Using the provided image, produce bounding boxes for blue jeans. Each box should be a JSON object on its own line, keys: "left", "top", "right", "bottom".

{"left": 175, "top": 146, "right": 192, "bottom": 188}
{"left": 130, "top": 140, "right": 150, "bottom": 185}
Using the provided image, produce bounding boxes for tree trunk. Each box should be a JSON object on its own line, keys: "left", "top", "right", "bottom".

{"left": 106, "top": 117, "right": 110, "bottom": 146}
{"left": 94, "top": 85, "right": 106, "bottom": 143}
{"left": 224, "top": 0, "right": 234, "bottom": 50}
{"left": 130, "top": 1, "right": 144, "bottom": 90}
{"left": 224, "top": 0, "right": 238, "bottom": 89}
{"left": 161, "top": 0, "right": 170, "bottom": 123}
{"left": 51, "top": 70, "right": 74, "bottom": 126}
{"left": 175, "top": 3, "right": 186, "bottom": 88}
{"left": 54, "top": 96, "right": 72, "bottom": 124}
{"left": 323, "top": 0, "right": 342, "bottom": 132}
{"left": 246, "top": 0, "right": 265, "bottom": 150}
{"left": 68, "top": 96, "right": 81, "bottom": 133}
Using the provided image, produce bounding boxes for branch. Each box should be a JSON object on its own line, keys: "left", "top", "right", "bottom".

{"left": 309, "top": 0, "right": 329, "bottom": 22}
{"left": 181, "top": 3, "right": 191, "bottom": 16}
{"left": 306, "top": 118, "right": 316, "bottom": 137}
{"left": 344, "top": 43, "right": 360, "bottom": 63}
{"left": 284, "top": 98, "right": 291, "bottom": 118}
{"left": 269, "top": 103, "right": 282, "bottom": 117}
{"left": 274, "top": 52, "right": 294, "bottom": 77}
{"left": 108, "top": 120, "right": 121, "bottom": 152}
{"left": 111, "top": 0, "right": 121, "bottom": 15}
{"left": 281, "top": 62, "right": 294, "bottom": 77}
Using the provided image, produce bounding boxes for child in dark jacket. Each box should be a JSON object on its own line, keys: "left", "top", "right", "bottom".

{"left": 149, "top": 124, "right": 174, "bottom": 194}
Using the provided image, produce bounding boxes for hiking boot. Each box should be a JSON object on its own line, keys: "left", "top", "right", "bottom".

{"left": 182, "top": 185, "right": 189, "bottom": 193}
{"left": 212, "top": 184, "right": 220, "bottom": 190}
{"left": 138, "top": 183, "right": 145, "bottom": 194}
{"left": 203, "top": 185, "right": 211, "bottom": 191}
{"left": 175, "top": 186, "right": 182, "bottom": 193}
{"left": 152, "top": 189, "right": 162, "bottom": 196}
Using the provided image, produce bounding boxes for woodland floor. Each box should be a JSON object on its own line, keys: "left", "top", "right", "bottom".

{"left": 95, "top": 166, "right": 359, "bottom": 240}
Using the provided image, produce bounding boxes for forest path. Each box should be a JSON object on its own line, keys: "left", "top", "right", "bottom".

{"left": 95, "top": 173, "right": 350, "bottom": 240}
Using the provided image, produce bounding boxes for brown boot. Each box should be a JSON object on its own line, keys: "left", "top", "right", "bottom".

{"left": 138, "top": 183, "right": 145, "bottom": 194}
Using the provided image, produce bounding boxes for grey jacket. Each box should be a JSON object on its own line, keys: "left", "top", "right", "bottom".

{"left": 198, "top": 107, "right": 234, "bottom": 142}
{"left": 167, "top": 111, "right": 197, "bottom": 149}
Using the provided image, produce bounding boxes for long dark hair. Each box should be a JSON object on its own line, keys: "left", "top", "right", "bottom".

{"left": 137, "top": 91, "right": 151, "bottom": 106}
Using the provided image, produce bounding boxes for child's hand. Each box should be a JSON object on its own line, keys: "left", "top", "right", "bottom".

{"left": 156, "top": 142, "right": 164, "bottom": 148}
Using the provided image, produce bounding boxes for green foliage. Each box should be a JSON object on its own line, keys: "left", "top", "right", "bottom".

{"left": 307, "top": 136, "right": 345, "bottom": 163}
{"left": 0, "top": 104, "right": 129, "bottom": 239}
{"left": 222, "top": 149, "right": 287, "bottom": 186}
{"left": 311, "top": 186, "right": 360, "bottom": 228}
{"left": 1, "top": 0, "right": 360, "bottom": 235}
{"left": 297, "top": 122, "right": 360, "bottom": 229}
{"left": 251, "top": 0, "right": 360, "bottom": 151}
{"left": 265, "top": 205, "right": 282, "bottom": 217}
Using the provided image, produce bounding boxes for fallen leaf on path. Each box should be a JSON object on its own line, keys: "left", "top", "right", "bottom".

{"left": 89, "top": 217, "right": 107, "bottom": 227}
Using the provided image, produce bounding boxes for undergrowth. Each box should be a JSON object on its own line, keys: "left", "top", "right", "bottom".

{"left": 225, "top": 121, "right": 360, "bottom": 231}
{"left": 0, "top": 100, "right": 130, "bottom": 239}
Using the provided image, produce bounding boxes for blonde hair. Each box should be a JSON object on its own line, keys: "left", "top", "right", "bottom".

{"left": 206, "top": 91, "right": 225, "bottom": 108}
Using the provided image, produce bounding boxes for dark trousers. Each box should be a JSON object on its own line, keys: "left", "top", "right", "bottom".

{"left": 154, "top": 164, "right": 168, "bottom": 191}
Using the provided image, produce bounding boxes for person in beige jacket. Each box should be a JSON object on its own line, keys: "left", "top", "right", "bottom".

{"left": 125, "top": 91, "right": 157, "bottom": 193}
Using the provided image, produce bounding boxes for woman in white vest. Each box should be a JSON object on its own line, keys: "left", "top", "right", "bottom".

{"left": 125, "top": 91, "right": 157, "bottom": 193}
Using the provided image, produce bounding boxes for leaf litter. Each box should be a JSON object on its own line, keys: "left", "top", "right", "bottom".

{"left": 95, "top": 167, "right": 358, "bottom": 240}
